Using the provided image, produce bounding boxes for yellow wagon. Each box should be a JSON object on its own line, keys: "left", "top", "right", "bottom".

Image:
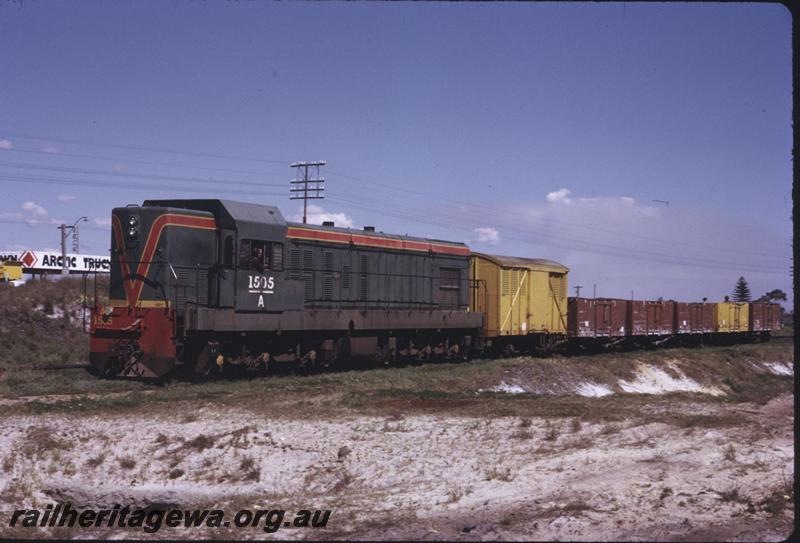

{"left": 713, "top": 301, "right": 749, "bottom": 333}
{"left": 469, "top": 253, "right": 568, "bottom": 339}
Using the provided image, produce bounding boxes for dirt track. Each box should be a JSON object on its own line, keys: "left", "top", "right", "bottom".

{"left": 0, "top": 390, "right": 793, "bottom": 541}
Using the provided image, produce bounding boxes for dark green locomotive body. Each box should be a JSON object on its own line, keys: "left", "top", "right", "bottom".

{"left": 90, "top": 199, "right": 482, "bottom": 378}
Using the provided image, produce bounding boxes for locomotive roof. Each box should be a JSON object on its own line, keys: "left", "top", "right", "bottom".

{"left": 472, "top": 252, "right": 569, "bottom": 273}
{"left": 141, "top": 200, "right": 467, "bottom": 252}
{"left": 286, "top": 222, "right": 468, "bottom": 247}
{"left": 143, "top": 199, "right": 286, "bottom": 239}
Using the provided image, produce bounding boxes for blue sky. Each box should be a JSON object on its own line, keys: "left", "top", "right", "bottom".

{"left": 0, "top": 2, "right": 792, "bottom": 306}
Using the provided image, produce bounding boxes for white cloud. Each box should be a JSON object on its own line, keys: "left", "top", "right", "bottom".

{"left": 22, "top": 201, "right": 49, "bottom": 218}
{"left": 0, "top": 138, "right": 12, "bottom": 150}
{"left": 57, "top": 193, "right": 77, "bottom": 202}
{"left": 291, "top": 204, "right": 354, "bottom": 228}
{"left": 41, "top": 144, "right": 63, "bottom": 154}
{"left": 93, "top": 217, "right": 112, "bottom": 227}
{"left": 542, "top": 188, "right": 660, "bottom": 219}
{"left": 0, "top": 202, "right": 58, "bottom": 226}
{"left": 546, "top": 188, "right": 572, "bottom": 204}
{"left": 473, "top": 226, "right": 500, "bottom": 245}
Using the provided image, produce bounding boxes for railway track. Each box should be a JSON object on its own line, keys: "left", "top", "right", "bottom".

{"left": 0, "top": 336, "right": 794, "bottom": 378}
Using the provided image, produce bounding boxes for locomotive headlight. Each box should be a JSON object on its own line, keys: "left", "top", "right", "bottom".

{"left": 128, "top": 225, "right": 138, "bottom": 237}
{"left": 128, "top": 215, "right": 139, "bottom": 226}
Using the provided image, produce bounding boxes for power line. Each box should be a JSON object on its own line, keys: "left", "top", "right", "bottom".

{"left": 0, "top": 173, "right": 286, "bottom": 198}
{"left": 326, "top": 171, "right": 783, "bottom": 260}
{"left": 1, "top": 130, "right": 787, "bottom": 265}
{"left": 2, "top": 129, "right": 782, "bottom": 260}
{"left": 325, "top": 187, "right": 789, "bottom": 265}
{"left": 0, "top": 160, "right": 286, "bottom": 188}
{"left": 0, "top": 217, "right": 107, "bottom": 231}
{"left": 2, "top": 146, "right": 286, "bottom": 177}
{"left": 0, "top": 130, "right": 290, "bottom": 165}
{"left": 325, "top": 195, "right": 789, "bottom": 274}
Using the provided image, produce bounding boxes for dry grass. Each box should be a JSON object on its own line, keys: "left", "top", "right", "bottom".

{"left": 184, "top": 434, "right": 216, "bottom": 451}
{"left": 716, "top": 485, "right": 750, "bottom": 504}
{"left": 543, "top": 421, "right": 559, "bottom": 441}
{"left": 239, "top": 456, "right": 260, "bottom": 481}
{"left": 600, "top": 423, "right": 620, "bottom": 436}
{"left": 85, "top": 454, "right": 105, "bottom": 468}
{"left": 1, "top": 341, "right": 791, "bottom": 425}
{"left": 485, "top": 467, "right": 513, "bottom": 482}
{"left": 639, "top": 450, "right": 667, "bottom": 463}
{"left": 563, "top": 436, "right": 593, "bottom": 450}
{"left": 759, "top": 484, "right": 794, "bottom": 515}
{"left": 331, "top": 471, "right": 354, "bottom": 493}
{"left": 0, "top": 276, "right": 108, "bottom": 368}
{"left": 118, "top": 456, "right": 136, "bottom": 470}
{"left": 446, "top": 487, "right": 466, "bottom": 503}
{"left": 20, "top": 426, "right": 71, "bottom": 456}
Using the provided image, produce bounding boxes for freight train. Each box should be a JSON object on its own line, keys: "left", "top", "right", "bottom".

{"left": 89, "top": 199, "right": 782, "bottom": 378}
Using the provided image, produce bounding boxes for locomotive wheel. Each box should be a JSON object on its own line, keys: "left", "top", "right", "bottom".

{"left": 197, "top": 357, "right": 222, "bottom": 380}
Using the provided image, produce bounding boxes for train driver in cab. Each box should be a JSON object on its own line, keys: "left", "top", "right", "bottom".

{"left": 249, "top": 246, "right": 265, "bottom": 274}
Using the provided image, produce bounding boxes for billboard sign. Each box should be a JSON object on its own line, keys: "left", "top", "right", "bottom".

{"left": 0, "top": 250, "right": 110, "bottom": 273}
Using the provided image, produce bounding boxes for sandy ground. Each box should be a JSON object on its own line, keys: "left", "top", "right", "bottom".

{"left": 0, "top": 391, "right": 793, "bottom": 541}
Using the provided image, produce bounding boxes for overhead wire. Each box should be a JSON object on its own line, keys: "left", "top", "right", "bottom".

{"left": 326, "top": 170, "right": 784, "bottom": 260}
{"left": 2, "top": 147, "right": 287, "bottom": 177}
{"left": 2, "top": 129, "right": 784, "bottom": 259}
{"left": 0, "top": 130, "right": 289, "bottom": 164}
{"left": 0, "top": 173, "right": 285, "bottom": 198}
{"left": 0, "top": 159, "right": 287, "bottom": 188}
{"left": 326, "top": 186, "right": 789, "bottom": 267}
{"left": 0, "top": 129, "right": 790, "bottom": 273}
{"left": 325, "top": 195, "right": 789, "bottom": 274}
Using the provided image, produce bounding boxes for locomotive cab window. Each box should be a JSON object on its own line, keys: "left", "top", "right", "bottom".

{"left": 239, "top": 239, "right": 273, "bottom": 273}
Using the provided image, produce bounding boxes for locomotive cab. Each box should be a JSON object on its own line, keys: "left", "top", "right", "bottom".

{"left": 90, "top": 204, "right": 217, "bottom": 377}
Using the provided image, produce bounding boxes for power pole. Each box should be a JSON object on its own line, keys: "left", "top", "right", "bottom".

{"left": 290, "top": 161, "right": 326, "bottom": 224}
{"left": 574, "top": 285, "right": 583, "bottom": 297}
{"left": 593, "top": 283, "right": 596, "bottom": 298}
{"left": 59, "top": 224, "right": 68, "bottom": 276}
{"left": 58, "top": 217, "right": 87, "bottom": 276}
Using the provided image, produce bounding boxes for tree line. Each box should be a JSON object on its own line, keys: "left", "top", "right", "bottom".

{"left": 732, "top": 276, "right": 786, "bottom": 304}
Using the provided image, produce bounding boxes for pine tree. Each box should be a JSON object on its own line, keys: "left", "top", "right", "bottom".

{"left": 732, "top": 276, "right": 751, "bottom": 302}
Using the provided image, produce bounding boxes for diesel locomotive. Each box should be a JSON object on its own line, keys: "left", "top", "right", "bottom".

{"left": 89, "top": 198, "right": 782, "bottom": 379}
{"left": 90, "top": 199, "right": 482, "bottom": 378}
